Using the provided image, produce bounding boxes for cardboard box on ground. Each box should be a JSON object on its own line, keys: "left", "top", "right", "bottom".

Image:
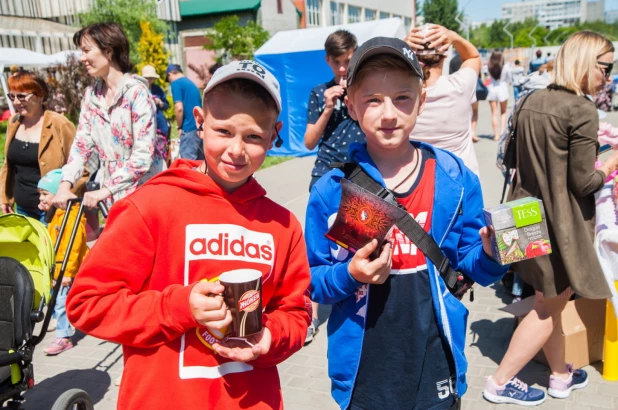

{"left": 501, "top": 296, "right": 606, "bottom": 369}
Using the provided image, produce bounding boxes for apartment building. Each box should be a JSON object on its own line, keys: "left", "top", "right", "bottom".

{"left": 501, "top": 0, "right": 604, "bottom": 30}
{"left": 303, "top": 0, "right": 414, "bottom": 30}
{"left": 0, "top": 0, "right": 181, "bottom": 56}
{"left": 606, "top": 8, "right": 618, "bottom": 23}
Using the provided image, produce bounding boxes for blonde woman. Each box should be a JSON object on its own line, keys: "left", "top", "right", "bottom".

{"left": 484, "top": 31, "right": 618, "bottom": 406}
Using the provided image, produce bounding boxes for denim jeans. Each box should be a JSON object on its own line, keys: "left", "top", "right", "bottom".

{"left": 179, "top": 129, "right": 204, "bottom": 161}
{"left": 15, "top": 204, "right": 46, "bottom": 225}
{"left": 513, "top": 86, "right": 522, "bottom": 102}
{"left": 54, "top": 285, "right": 75, "bottom": 338}
{"left": 512, "top": 272, "right": 524, "bottom": 297}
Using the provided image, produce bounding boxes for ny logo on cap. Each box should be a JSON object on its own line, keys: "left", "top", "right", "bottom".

{"left": 402, "top": 48, "right": 415, "bottom": 61}
{"left": 237, "top": 61, "right": 266, "bottom": 79}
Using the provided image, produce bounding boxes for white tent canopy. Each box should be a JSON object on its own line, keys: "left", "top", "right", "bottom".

{"left": 0, "top": 47, "right": 56, "bottom": 66}
{"left": 48, "top": 50, "right": 81, "bottom": 65}
{"left": 256, "top": 18, "right": 407, "bottom": 56}
{"left": 254, "top": 18, "right": 408, "bottom": 156}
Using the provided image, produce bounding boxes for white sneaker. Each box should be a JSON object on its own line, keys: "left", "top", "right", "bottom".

{"left": 304, "top": 318, "right": 320, "bottom": 345}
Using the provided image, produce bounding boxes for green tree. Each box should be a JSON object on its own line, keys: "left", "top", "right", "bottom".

{"left": 78, "top": 0, "right": 168, "bottom": 67}
{"left": 204, "top": 16, "right": 270, "bottom": 63}
{"left": 136, "top": 20, "right": 170, "bottom": 84}
{"left": 421, "top": 0, "right": 460, "bottom": 32}
{"left": 470, "top": 19, "right": 618, "bottom": 48}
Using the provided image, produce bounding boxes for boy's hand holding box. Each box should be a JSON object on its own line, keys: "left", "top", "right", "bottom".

{"left": 484, "top": 197, "right": 552, "bottom": 265}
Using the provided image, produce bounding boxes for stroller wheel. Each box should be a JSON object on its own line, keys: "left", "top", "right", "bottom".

{"left": 50, "top": 389, "right": 94, "bottom": 410}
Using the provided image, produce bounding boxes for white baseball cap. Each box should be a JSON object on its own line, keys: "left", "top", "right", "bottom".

{"left": 141, "top": 65, "right": 160, "bottom": 79}
{"left": 203, "top": 60, "right": 282, "bottom": 113}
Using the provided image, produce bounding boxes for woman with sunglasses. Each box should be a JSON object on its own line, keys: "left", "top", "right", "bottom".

{"left": 0, "top": 71, "right": 88, "bottom": 221}
{"left": 52, "top": 22, "right": 164, "bottom": 211}
{"left": 483, "top": 31, "right": 618, "bottom": 406}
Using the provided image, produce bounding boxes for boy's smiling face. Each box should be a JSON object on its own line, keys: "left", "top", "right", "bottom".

{"left": 194, "top": 90, "right": 281, "bottom": 192}
{"left": 346, "top": 68, "right": 425, "bottom": 152}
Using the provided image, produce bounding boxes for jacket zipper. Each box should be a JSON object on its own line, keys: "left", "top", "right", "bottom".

{"left": 436, "top": 188, "right": 464, "bottom": 399}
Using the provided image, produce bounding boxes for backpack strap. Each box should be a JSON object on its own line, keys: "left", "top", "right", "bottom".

{"left": 331, "top": 162, "right": 465, "bottom": 294}
{"left": 501, "top": 90, "right": 536, "bottom": 203}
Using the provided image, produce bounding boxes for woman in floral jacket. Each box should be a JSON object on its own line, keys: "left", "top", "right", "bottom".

{"left": 53, "top": 22, "right": 166, "bottom": 210}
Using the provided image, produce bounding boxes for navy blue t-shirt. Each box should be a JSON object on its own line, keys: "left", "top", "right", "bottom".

{"left": 171, "top": 77, "right": 201, "bottom": 132}
{"left": 306, "top": 79, "right": 365, "bottom": 179}
{"left": 350, "top": 149, "right": 457, "bottom": 410}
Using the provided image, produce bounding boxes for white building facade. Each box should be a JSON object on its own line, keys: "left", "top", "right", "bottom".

{"left": 305, "top": 0, "right": 414, "bottom": 31}
{"left": 501, "top": 0, "right": 604, "bottom": 29}
{"left": 606, "top": 9, "right": 618, "bottom": 23}
{"left": 0, "top": 0, "right": 181, "bottom": 56}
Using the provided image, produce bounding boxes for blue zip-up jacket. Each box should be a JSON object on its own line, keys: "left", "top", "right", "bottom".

{"left": 306, "top": 141, "right": 508, "bottom": 409}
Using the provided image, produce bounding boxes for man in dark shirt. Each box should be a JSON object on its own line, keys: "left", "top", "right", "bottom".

{"left": 303, "top": 29, "right": 364, "bottom": 345}
{"left": 304, "top": 30, "right": 364, "bottom": 191}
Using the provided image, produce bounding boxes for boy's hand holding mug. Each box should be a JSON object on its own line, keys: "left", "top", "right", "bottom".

{"left": 212, "top": 327, "right": 272, "bottom": 362}
{"left": 348, "top": 239, "right": 393, "bottom": 285}
{"left": 189, "top": 281, "right": 232, "bottom": 330}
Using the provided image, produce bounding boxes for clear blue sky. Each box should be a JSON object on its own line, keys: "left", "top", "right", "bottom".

{"left": 453, "top": 0, "right": 618, "bottom": 22}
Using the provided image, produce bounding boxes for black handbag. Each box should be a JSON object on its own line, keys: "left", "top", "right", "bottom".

{"left": 476, "top": 77, "right": 488, "bottom": 101}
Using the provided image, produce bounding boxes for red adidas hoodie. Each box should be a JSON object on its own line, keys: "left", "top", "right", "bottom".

{"left": 66, "top": 160, "right": 312, "bottom": 409}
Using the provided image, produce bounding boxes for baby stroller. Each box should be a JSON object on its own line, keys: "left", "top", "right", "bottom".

{"left": 0, "top": 199, "right": 105, "bottom": 409}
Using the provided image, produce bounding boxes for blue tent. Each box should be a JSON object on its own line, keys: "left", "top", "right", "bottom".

{"left": 255, "top": 18, "right": 407, "bottom": 157}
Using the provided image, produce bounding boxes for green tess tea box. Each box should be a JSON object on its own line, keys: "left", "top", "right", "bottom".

{"left": 483, "top": 197, "right": 552, "bottom": 265}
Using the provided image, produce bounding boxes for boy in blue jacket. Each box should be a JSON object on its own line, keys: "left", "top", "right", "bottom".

{"left": 305, "top": 37, "right": 508, "bottom": 410}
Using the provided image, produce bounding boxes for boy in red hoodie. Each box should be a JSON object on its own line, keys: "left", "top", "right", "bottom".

{"left": 67, "top": 61, "right": 312, "bottom": 409}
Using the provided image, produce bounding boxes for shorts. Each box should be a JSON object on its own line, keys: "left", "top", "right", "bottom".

{"left": 487, "top": 82, "right": 509, "bottom": 102}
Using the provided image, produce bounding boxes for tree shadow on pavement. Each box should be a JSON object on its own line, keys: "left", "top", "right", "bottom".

{"left": 20, "top": 369, "right": 110, "bottom": 410}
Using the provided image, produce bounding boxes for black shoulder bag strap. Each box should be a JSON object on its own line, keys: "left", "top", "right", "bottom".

{"left": 500, "top": 91, "right": 535, "bottom": 203}
{"left": 331, "top": 162, "right": 473, "bottom": 300}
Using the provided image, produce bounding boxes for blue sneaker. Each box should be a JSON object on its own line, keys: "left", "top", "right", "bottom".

{"left": 548, "top": 364, "right": 589, "bottom": 399}
{"left": 483, "top": 376, "right": 546, "bottom": 406}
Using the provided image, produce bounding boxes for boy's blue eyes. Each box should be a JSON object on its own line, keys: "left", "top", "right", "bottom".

{"left": 366, "top": 95, "right": 412, "bottom": 103}
{"left": 215, "top": 129, "right": 262, "bottom": 140}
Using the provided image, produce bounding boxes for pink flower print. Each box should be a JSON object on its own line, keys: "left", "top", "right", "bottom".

{"left": 120, "top": 97, "right": 131, "bottom": 110}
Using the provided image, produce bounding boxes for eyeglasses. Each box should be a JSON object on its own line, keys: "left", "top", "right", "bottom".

{"left": 7, "top": 92, "right": 33, "bottom": 102}
{"left": 597, "top": 61, "right": 613, "bottom": 79}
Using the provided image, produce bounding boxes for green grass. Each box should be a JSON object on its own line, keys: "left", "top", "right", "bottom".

{"left": 260, "top": 156, "right": 293, "bottom": 170}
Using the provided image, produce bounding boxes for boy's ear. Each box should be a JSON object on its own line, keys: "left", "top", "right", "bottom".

{"left": 194, "top": 106, "right": 205, "bottom": 140}
{"left": 268, "top": 121, "right": 283, "bottom": 150}
{"left": 345, "top": 94, "right": 358, "bottom": 122}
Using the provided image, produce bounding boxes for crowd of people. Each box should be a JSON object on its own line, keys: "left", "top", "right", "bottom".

{"left": 0, "top": 19, "right": 616, "bottom": 410}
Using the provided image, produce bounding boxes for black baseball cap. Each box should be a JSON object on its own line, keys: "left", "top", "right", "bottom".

{"left": 347, "top": 37, "right": 424, "bottom": 87}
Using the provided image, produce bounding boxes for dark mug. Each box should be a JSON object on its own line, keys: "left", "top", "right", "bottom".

{"left": 219, "top": 269, "right": 263, "bottom": 338}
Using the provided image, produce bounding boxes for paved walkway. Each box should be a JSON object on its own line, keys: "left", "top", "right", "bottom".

{"left": 14, "top": 103, "right": 618, "bottom": 409}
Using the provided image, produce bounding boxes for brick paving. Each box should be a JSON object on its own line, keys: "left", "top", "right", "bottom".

{"left": 8, "top": 104, "right": 618, "bottom": 409}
